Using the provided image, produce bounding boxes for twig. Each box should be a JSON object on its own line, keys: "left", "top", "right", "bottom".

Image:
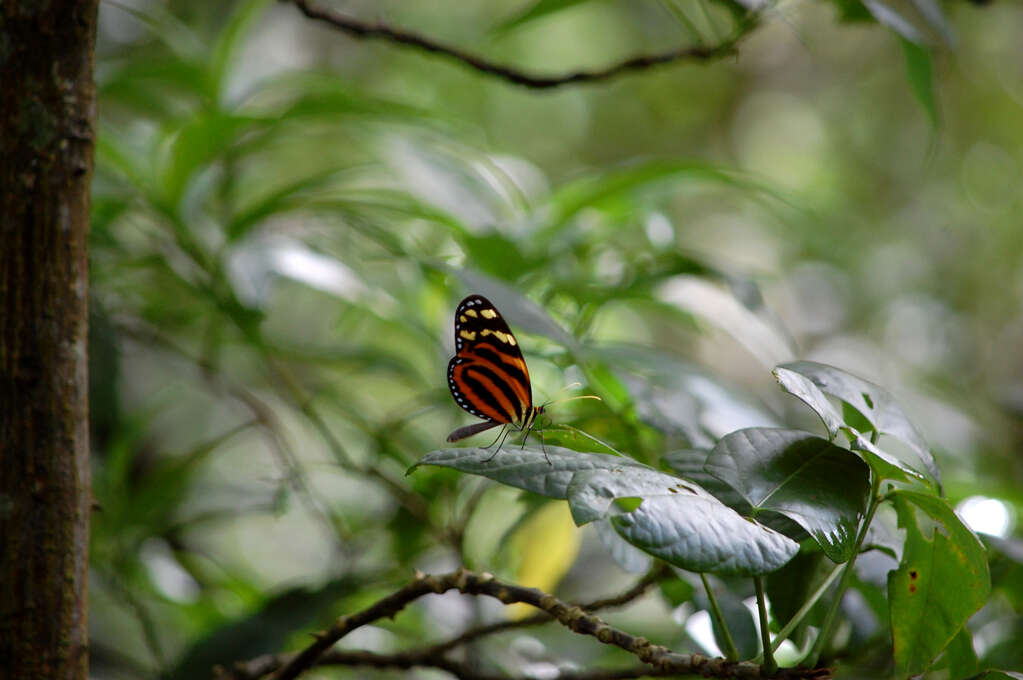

{"left": 222, "top": 568, "right": 831, "bottom": 680}
{"left": 287, "top": 0, "right": 759, "bottom": 90}
{"left": 419, "top": 562, "right": 672, "bottom": 657}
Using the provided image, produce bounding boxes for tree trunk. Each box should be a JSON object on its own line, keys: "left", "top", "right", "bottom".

{"left": 0, "top": 2, "right": 98, "bottom": 678}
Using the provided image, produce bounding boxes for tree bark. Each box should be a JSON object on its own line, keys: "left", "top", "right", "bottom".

{"left": 0, "top": 2, "right": 98, "bottom": 678}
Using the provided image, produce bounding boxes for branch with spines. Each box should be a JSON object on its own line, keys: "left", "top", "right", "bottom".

{"left": 219, "top": 567, "right": 832, "bottom": 680}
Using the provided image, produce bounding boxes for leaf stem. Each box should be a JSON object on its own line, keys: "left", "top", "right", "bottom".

{"left": 754, "top": 576, "right": 777, "bottom": 674}
{"left": 770, "top": 560, "right": 845, "bottom": 653}
{"left": 806, "top": 471, "right": 883, "bottom": 666}
{"left": 700, "top": 573, "right": 740, "bottom": 661}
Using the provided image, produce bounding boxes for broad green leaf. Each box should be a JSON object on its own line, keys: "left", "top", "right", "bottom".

{"left": 945, "top": 625, "right": 979, "bottom": 680}
{"left": 408, "top": 446, "right": 645, "bottom": 499}
{"left": 901, "top": 38, "right": 939, "bottom": 127}
{"left": 766, "top": 551, "right": 831, "bottom": 631}
{"left": 889, "top": 490, "right": 990, "bottom": 679}
{"left": 659, "top": 573, "right": 696, "bottom": 607}
{"left": 777, "top": 361, "right": 940, "bottom": 485}
{"left": 708, "top": 586, "right": 760, "bottom": 660}
{"left": 610, "top": 493, "right": 799, "bottom": 575}
{"left": 773, "top": 366, "right": 843, "bottom": 439}
{"left": 604, "top": 345, "right": 781, "bottom": 447}
{"left": 658, "top": 276, "right": 796, "bottom": 368}
{"left": 662, "top": 448, "right": 750, "bottom": 512}
{"left": 567, "top": 466, "right": 714, "bottom": 525}
{"left": 849, "top": 432, "right": 930, "bottom": 485}
{"left": 592, "top": 517, "right": 653, "bottom": 573}
{"left": 493, "top": 0, "right": 592, "bottom": 34}
{"left": 705, "top": 428, "right": 870, "bottom": 562}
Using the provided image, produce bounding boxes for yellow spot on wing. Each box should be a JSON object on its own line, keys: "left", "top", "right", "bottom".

{"left": 460, "top": 330, "right": 477, "bottom": 341}
{"left": 507, "top": 335, "right": 517, "bottom": 346}
{"left": 464, "top": 309, "right": 478, "bottom": 318}
{"left": 480, "top": 309, "right": 498, "bottom": 319}
{"left": 459, "top": 315, "right": 467, "bottom": 322}
{"left": 481, "top": 329, "right": 510, "bottom": 344}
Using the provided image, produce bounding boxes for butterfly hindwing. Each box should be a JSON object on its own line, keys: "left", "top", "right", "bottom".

{"left": 447, "top": 295, "right": 534, "bottom": 429}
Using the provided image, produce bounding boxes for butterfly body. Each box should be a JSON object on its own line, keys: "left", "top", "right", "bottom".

{"left": 446, "top": 295, "right": 543, "bottom": 445}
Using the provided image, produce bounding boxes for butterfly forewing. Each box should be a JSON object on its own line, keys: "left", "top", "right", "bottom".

{"left": 447, "top": 295, "right": 534, "bottom": 431}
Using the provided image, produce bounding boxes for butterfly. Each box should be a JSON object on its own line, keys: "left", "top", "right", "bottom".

{"left": 446, "top": 294, "right": 545, "bottom": 458}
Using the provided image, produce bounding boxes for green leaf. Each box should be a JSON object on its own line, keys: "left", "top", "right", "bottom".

{"left": 849, "top": 432, "right": 930, "bottom": 485}
{"left": 604, "top": 345, "right": 781, "bottom": 447}
{"left": 709, "top": 586, "right": 760, "bottom": 660}
{"left": 945, "top": 625, "right": 979, "bottom": 680}
{"left": 610, "top": 493, "right": 799, "bottom": 575}
{"left": 860, "top": 0, "right": 953, "bottom": 46}
{"left": 705, "top": 428, "right": 870, "bottom": 562}
{"left": 776, "top": 361, "right": 941, "bottom": 485}
{"left": 662, "top": 448, "right": 750, "bottom": 512}
{"left": 971, "top": 673, "right": 1023, "bottom": 680}
{"left": 659, "top": 276, "right": 796, "bottom": 369}
{"left": 773, "top": 366, "right": 843, "bottom": 439}
{"left": 542, "top": 160, "right": 774, "bottom": 233}
{"left": 492, "top": 0, "right": 592, "bottom": 34}
{"left": 889, "top": 490, "right": 991, "bottom": 679}
{"left": 209, "top": 0, "right": 274, "bottom": 102}
{"left": 659, "top": 574, "right": 696, "bottom": 607}
{"left": 766, "top": 551, "right": 831, "bottom": 631}
{"left": 567, "top": 466, "right": 715, "bottom": 525}
{"left": 593, "top": 518, "right": 653, "bottom": 573}
{"left": 901, "top": 38, "right": 939, "bottom": 127}
{"left": 447, "top": 268, "right": 580, "bottom": 350}
{"left": 408, "top": 446, "right": 646, "bottom": 499}
{"left": 227, "top": 168, "right": 348, "bottom": 241}
{"left": 156, "top": 112, "right": 264, "bottom": 208}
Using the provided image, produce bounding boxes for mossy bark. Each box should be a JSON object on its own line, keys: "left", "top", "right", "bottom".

{"left": 0, "top": 2, "right": 98, "bottom": 678}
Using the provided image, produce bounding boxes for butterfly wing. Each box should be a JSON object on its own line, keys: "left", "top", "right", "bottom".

{"left": 447, "top": 294, "right": 534, "bottom": 429}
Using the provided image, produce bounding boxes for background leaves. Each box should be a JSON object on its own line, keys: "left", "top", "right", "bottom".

{"left": 86, "top": 0, "right": 1023, "bottom": 678}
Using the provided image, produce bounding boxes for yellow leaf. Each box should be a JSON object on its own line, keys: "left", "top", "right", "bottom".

{"left": 506, "top": 501, "right": 581, "bottom": 619}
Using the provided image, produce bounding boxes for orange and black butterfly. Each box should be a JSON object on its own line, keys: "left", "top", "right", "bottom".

{"left": 446, "top": 294, "right": 544, "bottom": 455}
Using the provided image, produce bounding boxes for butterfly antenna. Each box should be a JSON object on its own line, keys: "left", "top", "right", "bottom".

{"left": 551, "top": 424, "right": 626, "bottom": 457}
{"left": 543, "top": 394, "right": 602, "bottom": 408}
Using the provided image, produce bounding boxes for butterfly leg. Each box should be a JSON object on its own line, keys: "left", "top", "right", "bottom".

{"left": 483, "top": 427, "right": 512, "bottom": 462}
{"left": 483, "top": 424, "right": 508, "bottom": 450}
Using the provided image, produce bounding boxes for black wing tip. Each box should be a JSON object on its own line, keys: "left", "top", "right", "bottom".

{"left": 457, "top": 293, "right": 494, "bottom": 310}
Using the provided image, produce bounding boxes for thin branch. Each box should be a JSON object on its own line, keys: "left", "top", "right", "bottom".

{"left": 417, "top": 562, "right": 672, "bottom": 658}
{"left": 287, "top": 0, "right": 759, "bottom": 90}
{"left": 223, "top": 568, "right": 832, "bottom": 680}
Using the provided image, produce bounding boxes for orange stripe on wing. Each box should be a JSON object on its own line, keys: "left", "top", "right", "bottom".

{"left": 462, "top": 348, "right": 530, "bottom": 411}
{"left": 452, "top": 364, "right": 513, "bottom": 423}
{"left": 465, "top": 368, "right": 521, "bottom": 423}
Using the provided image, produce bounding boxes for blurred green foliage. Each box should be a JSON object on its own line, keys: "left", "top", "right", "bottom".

{"left": 88, "top": 0, "right": 1023, "bottom": 678}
